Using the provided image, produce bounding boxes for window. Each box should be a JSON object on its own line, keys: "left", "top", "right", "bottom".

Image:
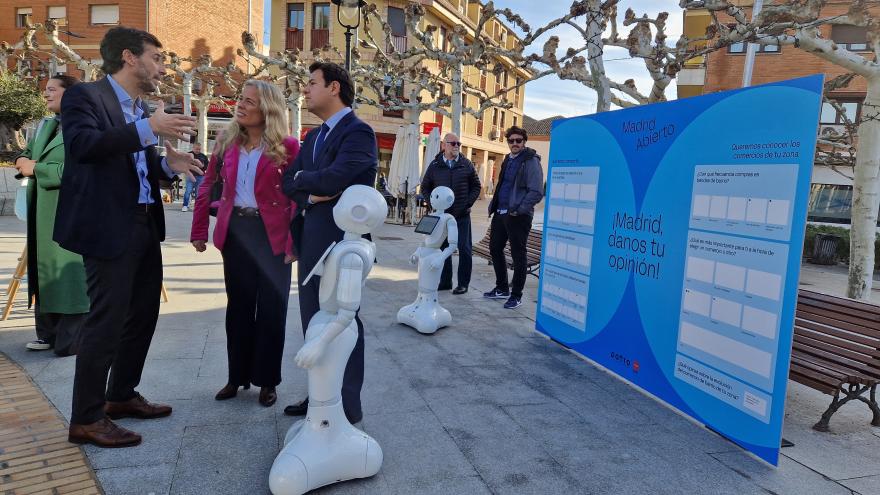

{"left": 287, "top": 3, "right": 304, "bottom": 30}
{"left": 48, "top": 6, "right": 66, "bottom": 25}
{"left": 90, "top": 5, "right": 120, "bottom": 25}
{"left": 387, "top": 7, "right": 405, "bottom": 37}
{"left": 820, "top": 100, "right": 861, "bottom": 125}
{"left": 439, "top": 26, "right": 448, "bottom": 52}
{"left": 513, "top": 116, "right": 518, "bottom": 128}
{"left": 313, "top": 3, "right": 330, "bottom": 29}
{"left": 808, "top": 184, "right": 853, "bottom": 224}
{"left": 728, "top": 40, "right": 779, "bottom": 54}
{"left": 16, "top": 8, "right": 32, "bottom": 28}
{"left": 832, "top": 25, "right": 869, "bottom": 52}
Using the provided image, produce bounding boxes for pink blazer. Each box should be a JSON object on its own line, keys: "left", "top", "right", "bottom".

{"left": 190, "top": 137, "right": 300, "bottom": 256}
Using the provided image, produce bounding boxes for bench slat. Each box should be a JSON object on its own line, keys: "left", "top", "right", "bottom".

{"left": 794, "top": 322, "right": 880, "bottom": 359}
{"left": 792, "top": 336, "right": 880, "bottom": 382}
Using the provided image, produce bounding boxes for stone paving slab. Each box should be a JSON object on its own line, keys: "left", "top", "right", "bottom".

{"left": 0, "top": 201, "right": 878, "bottom": 494}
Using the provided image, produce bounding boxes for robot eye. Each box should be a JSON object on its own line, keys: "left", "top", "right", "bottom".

{"left": 351, "top": 205, "right": 367, "bottom": 221}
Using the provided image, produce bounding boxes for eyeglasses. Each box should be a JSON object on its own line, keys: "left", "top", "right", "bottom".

{"left": 507, "top": 138, "right": 524, "bottom": 144}
{"left": 445, "top": 141, "right": 461, "bottom": 147}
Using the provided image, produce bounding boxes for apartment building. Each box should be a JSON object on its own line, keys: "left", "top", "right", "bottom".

{"left": 269, "top": 0, "right": 531, "bottom": 190}
{"left": 679, "top": 0, "right": 878, "bottom": 225}
{"left": 1, "top": 1, "right": 264, "bottom": 78}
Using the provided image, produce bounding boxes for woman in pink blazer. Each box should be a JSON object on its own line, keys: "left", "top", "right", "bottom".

{"left": 190, "top": 80, "right": 299, "bottom": 407}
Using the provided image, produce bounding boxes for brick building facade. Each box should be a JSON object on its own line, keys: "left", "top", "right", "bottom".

{"left": 1, "top": 1, "right": 263, "bottom": 77}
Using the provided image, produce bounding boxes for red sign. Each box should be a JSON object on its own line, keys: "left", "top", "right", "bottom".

{"left": 422, "top": 122, "right": 440, "bottom": 135}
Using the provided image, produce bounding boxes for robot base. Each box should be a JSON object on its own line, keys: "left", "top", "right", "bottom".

{"left": 269, "top": 401, "right": 382, "bottom": 495}
{"left": 397, "top": 291, "right": 452, "bottom": 334}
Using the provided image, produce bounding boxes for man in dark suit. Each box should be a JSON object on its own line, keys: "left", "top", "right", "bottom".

{"left": 282, "top": 62, "right": 378, "bottom": 424}
{"left": 56, "top": 27, "right": 203, "bottom": 448}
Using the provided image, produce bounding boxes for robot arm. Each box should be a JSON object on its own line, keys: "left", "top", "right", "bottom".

{"left": 295, "top": 252, "right": 364, "bottom": 369}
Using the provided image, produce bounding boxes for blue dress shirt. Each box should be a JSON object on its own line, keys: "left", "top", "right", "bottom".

{"left": 313, "top": 106, "right": 352, "bottom": 157}
{"left": 106, "top": 75, "right": 173, "bottom": 204}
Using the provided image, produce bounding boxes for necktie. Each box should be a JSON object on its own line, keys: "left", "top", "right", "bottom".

{"left": 314, "top": 123, "right": 330, "bottom": 158}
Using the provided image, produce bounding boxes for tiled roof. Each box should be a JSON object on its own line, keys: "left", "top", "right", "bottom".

{"left": 523, "top": 115, "right": 565, "bottom": 136}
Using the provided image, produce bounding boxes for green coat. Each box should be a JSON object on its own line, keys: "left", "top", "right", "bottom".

{"left": 17, "top": 118, "right": 90, "bottom": 314}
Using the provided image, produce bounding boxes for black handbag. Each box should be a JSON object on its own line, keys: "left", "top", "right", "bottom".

{"left": 208, "top": 153, "right": 224, "bottom": 217}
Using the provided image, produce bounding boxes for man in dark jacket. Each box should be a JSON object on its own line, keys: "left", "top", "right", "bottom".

{"left": 420, "top": 133, "right": 481, "bottom": 294}
{"left": 485, "top": 126, "right": 544, "bottom": 309}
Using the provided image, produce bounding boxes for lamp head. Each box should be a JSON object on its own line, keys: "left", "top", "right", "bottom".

{"left": 332, "top": 0, "right": 365, "bottom": 30}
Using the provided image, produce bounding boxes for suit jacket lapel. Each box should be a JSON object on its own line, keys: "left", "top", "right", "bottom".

{"left": 40, "top": 123, "right": 64, "bottom": 158}
{"left": 97, "top": 78, "right": 134, "bottom": 168}
{"left": 314, "top": 112, "right": 355, "bottom": 166}
{"left": 303, "top": 128, "right": 319, "bottom": 171}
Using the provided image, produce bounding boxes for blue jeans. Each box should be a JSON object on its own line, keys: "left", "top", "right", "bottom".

{"left": 183, "top": 175, "right": 204, "bottom": 207}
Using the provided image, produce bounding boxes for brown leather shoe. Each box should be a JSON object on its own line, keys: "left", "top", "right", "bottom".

{"left": 215, "top": 383, "right": 249, "bottom": 401}
{"left": 259, "top": 386, "right": 277, "bottom": 407}
{"left": 105, "top": 393, "right": 172, "bottom": 420}
{"left": 69, "top": 417, "right": 142, "bottom": 448}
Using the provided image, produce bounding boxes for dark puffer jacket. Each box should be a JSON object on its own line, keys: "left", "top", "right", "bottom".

{"left": 420, "top": 153, "right": 482, "bottom": 218}
{"left": 488, "top": 147, "right": 544, "bottom": 218}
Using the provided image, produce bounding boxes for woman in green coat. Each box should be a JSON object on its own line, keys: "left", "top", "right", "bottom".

{"left": 14, "top": 74, "right": 89, "bottom": 356}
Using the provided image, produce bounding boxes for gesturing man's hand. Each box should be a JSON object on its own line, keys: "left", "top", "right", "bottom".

{"left": 165, "top": 143, "right": 204, "bottom": 182}
{"left": 148, "top": 100, "right": 197, "bottom": 141}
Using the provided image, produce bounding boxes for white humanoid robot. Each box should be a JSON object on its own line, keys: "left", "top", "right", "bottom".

{"left": 397, "top": 186, "right": 458, "bottom": 335}
{"left": 269, "top": 185, "right": 387, "bottom": 495}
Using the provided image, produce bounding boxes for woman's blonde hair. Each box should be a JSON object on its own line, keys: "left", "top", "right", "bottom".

{"left": 218, "top": 79, "right": 290, "bottom": 164}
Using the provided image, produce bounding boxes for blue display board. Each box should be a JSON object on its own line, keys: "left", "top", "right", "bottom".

{"left": 535, "top": 75, "right": 823, "bottom": 466}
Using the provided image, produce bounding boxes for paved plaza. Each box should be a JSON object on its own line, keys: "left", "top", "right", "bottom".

{"left": 0, "top": 199, "right": 879, "bottom": 494}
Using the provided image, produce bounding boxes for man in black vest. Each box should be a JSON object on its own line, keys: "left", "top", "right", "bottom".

{"left": 420, "top": 133, "right": 481, "bottom": 294}
{"left": 56, "top": 27, "right": 203, "bottom": 448}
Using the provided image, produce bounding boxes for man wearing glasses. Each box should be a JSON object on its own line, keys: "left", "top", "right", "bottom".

{"left": 485, "top": 126, "right": 544, "bottom": 309}
{"left": 420, "top": 133, "right": 481, "bottom": 294}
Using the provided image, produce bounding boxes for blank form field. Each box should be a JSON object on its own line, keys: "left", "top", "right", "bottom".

{"left": 746, "top": 269, "right": 782, "bottom": 301}
{"left": 564, "top": 184, "right": 580, "bottom": 201}
{"left": 551, "top": 183, "right": 563, "bottom": 199}
{"left": 714, "top": 262, "right": 746, "bottom": 291}
{"left": 742, "top": 305, "right": 778, "bottom": 339}
{"left": 746, "top": 198, "right": 768, "bottom": 223}
{"left": 578, "top": 208, "right": 595, "bottom": 228}
{"left": 692, "top": 195, "right": 711, "bottom": 217}
{"left": 566, "top": 244, "right": 579, "bottom": 264}
{"left": 556, "top": 243, "right": 568, "bottom": 261}
{"left": 679, "top": 321, "right": 772, "bottom": 378}
{"left": 727, "top": 197, "right": 747, "bottom": 221}
{"left": 563, "top": 207, "right": 578, "bottom": 224}
{"left": 683, "top": 289, "right": 711, "bottom": 317}
{"left": 546, "top": 240, "right": 557, "bottom": 260}
{"left": 686, "top": 256, "right": 715, "bottom": 284}
{"left": 710, "top": 196, "right": 729, "bottom": 219}
{"left": 549, "top": 205, "right": 563, "bottom": 222}
{"left": 766, "top": 199, "right": 790, "bottom": 226}
{"left": 580, "top": 184, "right": 597, "bottom": 201}
{"left": 710, "top": 296, "right": 742, "bottom": 327}
{"left": 578, "top": 247, "right": 591, "bottom": 268}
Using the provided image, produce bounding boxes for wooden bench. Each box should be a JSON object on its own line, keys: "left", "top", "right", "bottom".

{"left": 473, "top": 226, "right": 542, "bottom": 277}
{"left": 791, "top": 289, "right": 880, "bottom": 431}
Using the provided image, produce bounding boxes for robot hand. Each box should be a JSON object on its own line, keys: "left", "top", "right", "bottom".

{"left": 294, "top": 338, "right": 329, "bottom": 369}
{"left": 410, "top": 250, "right": 419, "bottom": 265}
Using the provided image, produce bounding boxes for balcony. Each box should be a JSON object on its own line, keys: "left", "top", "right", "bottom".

{"left": 311, "top": 29, "right": 329, "bottom": 50}
{"left": 286, "top": 29, "right": 304, "bottom": 51}
{"left": 386, "top": 35, "right": 407, "bottom": 54}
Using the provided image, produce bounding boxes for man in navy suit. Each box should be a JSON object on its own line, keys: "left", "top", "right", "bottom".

{"left": 56, "top": 27, "right": 203, "bottom": 448}
{"left": 282, "top": 62, "right": 378, "bottom": 424}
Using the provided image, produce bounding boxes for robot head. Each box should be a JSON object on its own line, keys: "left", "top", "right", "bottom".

{"left": 430, "top": 186, "right": 454, "bottom": 212}
{"left": 333, "top": 185, "right": 389, "bottom": 235}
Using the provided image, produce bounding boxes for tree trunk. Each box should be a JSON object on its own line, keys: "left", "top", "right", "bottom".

{"left": 288, "top": 90, "right": 302, "bottom": 139}
{"left": 195, "top": 99, "right": 208, "bottom": 151}
{"left": 847, "top": 76, "right": 880, "bottom": 299}
{"left": 179, "top": 74, "right": 193, "bottom": 151}
{"left": 451, "top": 61, "right": 463, "bottom": 137}
{"left": 586, "top": 0, "right": 611, "bottom": 112}
{"left": 0, "top": 123, "right": 24, "bottom": 152}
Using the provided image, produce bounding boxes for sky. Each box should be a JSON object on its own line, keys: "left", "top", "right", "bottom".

{"left": 263, "top": 0, "right": 685, "bottom": 120}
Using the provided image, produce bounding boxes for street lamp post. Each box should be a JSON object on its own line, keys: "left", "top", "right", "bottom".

{"left": 330, "top": 0, "right": 366, "bottom": 72}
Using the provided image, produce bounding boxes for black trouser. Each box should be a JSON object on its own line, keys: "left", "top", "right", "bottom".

{"left": 439, "top": 215, "right": 473, "bottom": 289}
{"left": 298, "top": 257, "right": 364, "bottom": 423}
{"left": 489, "top": 212, "right": 532, "bottom": 299}
{"left": 71, "top": 210, "right": 162, "bottom": 425}
{"left": 221, "top": 215, "right": 291, "bottom": 388}
{"left": 35, "top": 302, "right": 86, "bottom": 357}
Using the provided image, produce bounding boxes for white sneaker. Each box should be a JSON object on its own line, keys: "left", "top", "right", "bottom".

{"left": 181, "top": 206, "right": 189, "bottom": 212}
{"left": 26, "top": 339, "right": 52, "bottom": 351}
